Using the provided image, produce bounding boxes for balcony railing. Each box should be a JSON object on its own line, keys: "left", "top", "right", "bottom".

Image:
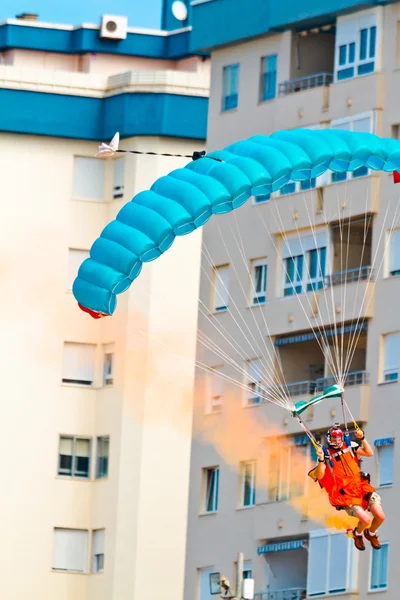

{"left": 283, "top": 380, "right": 317, "bottom": 397}
{"left": 316, "top": 370, "right": 369, "bottom": 392}
{"left": 278, "top": 72, "right": 333, "bottom": 96}
{"left": 255, "top": 589, "right": 306, "bottom": 600}
{"left": 325, "top": 266, "right": 374, "bottom": 287}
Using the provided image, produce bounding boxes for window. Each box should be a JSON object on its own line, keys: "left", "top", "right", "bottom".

{"left": 62, "top": 342, "right": 96, "bottom": 386}
{"left": 92, "top": 529, "right": 105, "bottom": 573}
{"left": 212, "top": 265, "right": 229, "bottom": 312}
{"left": 335, "top": 11, "right": 379, "bottom": 81}
{"left": 370, "top": 543, "right": 389, "bottom": 591}
{"left": 375, "top": 438, "right": 394, "bottom": 487}
{"left": 307, "top": 530, "right": 357, "bottom": 596}
{"left": 58, "top": 436, "right": 91, "bottom": 479}
{"left": 72, "top": 157, "right": 105, "bottom": 201}
{"left": 243, "top": 561, "right": 253, "bottom": 580}
{"left": 113, "top": 158, "right": 124, "bottom": 200}
{"left": 199, "top": 567, "right": 216, "bottom": 600}
{"left": 68, "top": 249, "right": 89, "bottom": 290}
{"left": 222, "top": 64, "right": 239, "bottom": 111}
{"left": 96, "top": 437, "right": 110, "bottom": 479}
{"left": 103, "top": 344, "right": 114, "bottom": 386}
{"left": 267, "top": 436, "right": 310, "bottom": 502}
{"left": 281, "top": 232, "right": 328, "bottom": 297}
{"left": 307, "top": 247, "right": 327, "bottom": 291}
{"left": 52, "top": 528, "right": 88, "bottom": 573}
{"left": 241, "top": 461, "right": 256, "bottom": 507}
{"left": 358, "top": 26, "right": 376, "bottom": 75}
{"left": 389, "top": 229, "right": 400, "bottom": 276}
{"left": 250, "top": 259, "right": 267, "bottom": 305}
{"left": 382, "top": 333, "right": 400, "bottom": 382}
{"left": 245, "top": 359, "right": 262, "bottom": 406}
{"left": 207, "top": 367, "right": 223, "bottom": 413}
{"left": 204, "top": 467, "right": 219, "bottom": 513}
{"left": 260, "top": 54, "right": 277, "bottom": 101}
{"left": 283, "top": 255, "right": 304, "bottom": 296}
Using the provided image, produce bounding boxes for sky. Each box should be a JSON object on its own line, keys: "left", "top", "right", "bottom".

{"left": 0, "top": 0, "right": 164, "bottom": 29}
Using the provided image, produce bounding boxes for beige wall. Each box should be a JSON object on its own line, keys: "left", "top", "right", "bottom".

{"left": 186, "top": 4, "right": 400, "bottom": 600}
{"left": 0, "top": 132, "right": 202, "bottom": 600}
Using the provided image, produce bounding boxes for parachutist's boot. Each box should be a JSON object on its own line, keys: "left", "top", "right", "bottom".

{"left": 353, "top": 529, "right": 366, "bottom": 551}
{"left": 364, "top": 529, "right": 382, "bottom": 550}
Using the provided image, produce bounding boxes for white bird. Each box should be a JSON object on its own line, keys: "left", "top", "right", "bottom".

{"left": 95, "top": 132, "right": 120, "bottom": 157}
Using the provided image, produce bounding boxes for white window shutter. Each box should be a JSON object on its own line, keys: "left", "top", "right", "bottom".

{"left": 63, "top": 343, "right": 96, "bottom": 385}
{"left": 379, "top": 444, "right": 394, "bottom": 486}
{"left": 282, "top": 232, "right": 327, "bottom": 259}
{"left": 389, "top": 230, "right": 400, "bottom": 274}
{"left": 328, "top": 534, "right": 349, "bottom": 593}
{"left": 307, "top": 531, "right": 329, "bottom": 596}
{"left": 53, "top": 528, "right": 88, "bottom": 572}
{"left": 73, "top": 157, "right": 105, "bottom": 201}
{"left": 383, "top": 333, "right": 400, "bottom": 372}
{"left": 214, "top": 266, "right": 229, "bottom": 310}
{"left": 68, "top": 249, "right": 89, "bottom": 290}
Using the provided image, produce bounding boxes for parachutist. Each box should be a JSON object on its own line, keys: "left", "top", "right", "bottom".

{"left": 310, "top": 425, "right": 385, "bottom": 551}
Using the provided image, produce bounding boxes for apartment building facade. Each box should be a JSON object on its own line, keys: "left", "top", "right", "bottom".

{"left": 0, "top": 2, "right": 209, "bottom": 599}
{"left": 185, "top": 1, "right": 400, "bottom": 598}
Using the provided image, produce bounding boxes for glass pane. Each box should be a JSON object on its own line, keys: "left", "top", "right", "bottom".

{"left": 360, "top": 29, "right": 368, "bottom": 60}
{"left": 339, "top": 45, "right": 347, "bottom": 66}
{"left": 75, "top": 456, "right": 90, "bottom": 478}
{"left": 59, "top": 454, "right": 73, "bottom": 475}
{"left": 309, "top": 249, "right": 318, "bottom": 280}
{"left": 349, "top": 42, "right": 355, "bottom": 63}
{"left": 206, "top": 469, "right": 216, "bottom": 512}
{"left": 243, "top": 463, "right": 255, "bottom": 506}
{"left": 369, "top": 26, "right": 376, "bottom": 59}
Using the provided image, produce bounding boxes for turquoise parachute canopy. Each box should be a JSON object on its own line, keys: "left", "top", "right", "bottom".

{"left": 73, "top": 128, "right": 400, "bottom": 317}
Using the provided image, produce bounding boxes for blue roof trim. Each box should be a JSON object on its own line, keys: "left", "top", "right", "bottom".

{"left": 258, "top": 540, "right": 306, "bottom": 554}
{"left": 190, "top": 0, "right": 397, "bottom": 51}
{"left": 374, "top": 438, "right": 394, "bottom": 447}
{"left": 0, "top": 23, "right": 204, "bottom": 59}
{"left": 0, "top": 89, "right": 208, "bottom": 140}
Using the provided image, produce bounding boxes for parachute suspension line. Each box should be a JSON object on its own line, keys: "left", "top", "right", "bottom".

{"left": 295, "top": 413, "right": 320, "bottom": 451}
{"left": 340, "top": 394, "right": 349, "bottom": 434}
{"left": 198, "top": 244, "right": 291, "bottom": 409}
{"left": 227, "top": 214, "right": 293, "bottom": 409}
{"left": 343, "top": 193, "right": 400, "bottom": 381}
{"left": 343, "top": 398, "right": 360, "bottom": 431}
{"left": 263, "top": 196, "right": 341, "bottom": 382}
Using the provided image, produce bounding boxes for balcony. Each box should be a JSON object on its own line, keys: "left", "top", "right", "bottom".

{"left": 255, "top": 590, "right": 306, "bottom": 600}
{"left": 327, "top": 71, "right": 385, "bottom": 121}
{"left": 326, "top": 266, "right": 374, "bottom": 287}
{"left": 278, "top": 72, "right": 333, "bottom": 97}
{"left": 316, "top": 370, "right": 369, "bottom": 392}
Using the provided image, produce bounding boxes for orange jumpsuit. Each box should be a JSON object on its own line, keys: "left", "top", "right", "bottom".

{"left": 310, "top": 440, "right": 375, "bottom": 509}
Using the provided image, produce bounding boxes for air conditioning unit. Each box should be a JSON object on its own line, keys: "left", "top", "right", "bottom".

{"left": 100, "top": 15, "right": 128, "bottom": 40}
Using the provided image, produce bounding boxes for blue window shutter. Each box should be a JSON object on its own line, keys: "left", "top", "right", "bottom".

{"left": 349, "top": 42, "right": 355, "bottom": 63}
{"left": 307, "top": 532, "right": 329, "bottom": 596}
{"left": 329, "top": 534, "right": 348, "bottom": 593}
{"left": 339, "top": 45, "right": 347, "bottom": 66}
{"left": 379, "top": 444, "right": 394, "bottom": 486}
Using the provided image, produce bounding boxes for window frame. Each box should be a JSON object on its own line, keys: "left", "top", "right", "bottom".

{"left": 207, "top": 366, "right": 224, "bottom": 414}
{"left": 92, "top": 529, "right": 105, "bottom": 574}
{"left": 203, "top": 466, "right": 220, "bottom": 514}
{"left": 250, "top": 259, "right": 268, "bottom": 306}
{"left": 244, "top": 358, "right": 263, "bottom": 407}
{"left": 240, "top": 460, "right": 256, "bottom": 508}
{"left": 377, "top": 442, "right": 394, "bottom": 488}
{"left": 212, "top": 265, "right": 230, "bottom": 313}
{"left": 96, "top": 436, "right": 110, "bottom": 479}
{"left": 330, "top": 112, "right": 375, "bottom": 183}
{"left": 222, "top": 64, "right": 239, "bottom": 112}
{"left": 259, "top": 54, "right": 277, "bottom": 102}
{"left": 381, "top": 332, "right": 400, "bottom": 383}
{"left": 103, "top": 344, "right": 115, "bottom": 387}
{"left": 388, "top": 229, "right": 400, "bottom": 278}
{"left": 58, "top": 435, "right": 92, "bottom": 480}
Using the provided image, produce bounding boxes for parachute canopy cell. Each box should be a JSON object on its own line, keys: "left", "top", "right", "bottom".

{"left": 73, "top": 129, "right": 400, "bottom": 317}
{"left": 292, "top": 384, "right": 344, "bottom": 417}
